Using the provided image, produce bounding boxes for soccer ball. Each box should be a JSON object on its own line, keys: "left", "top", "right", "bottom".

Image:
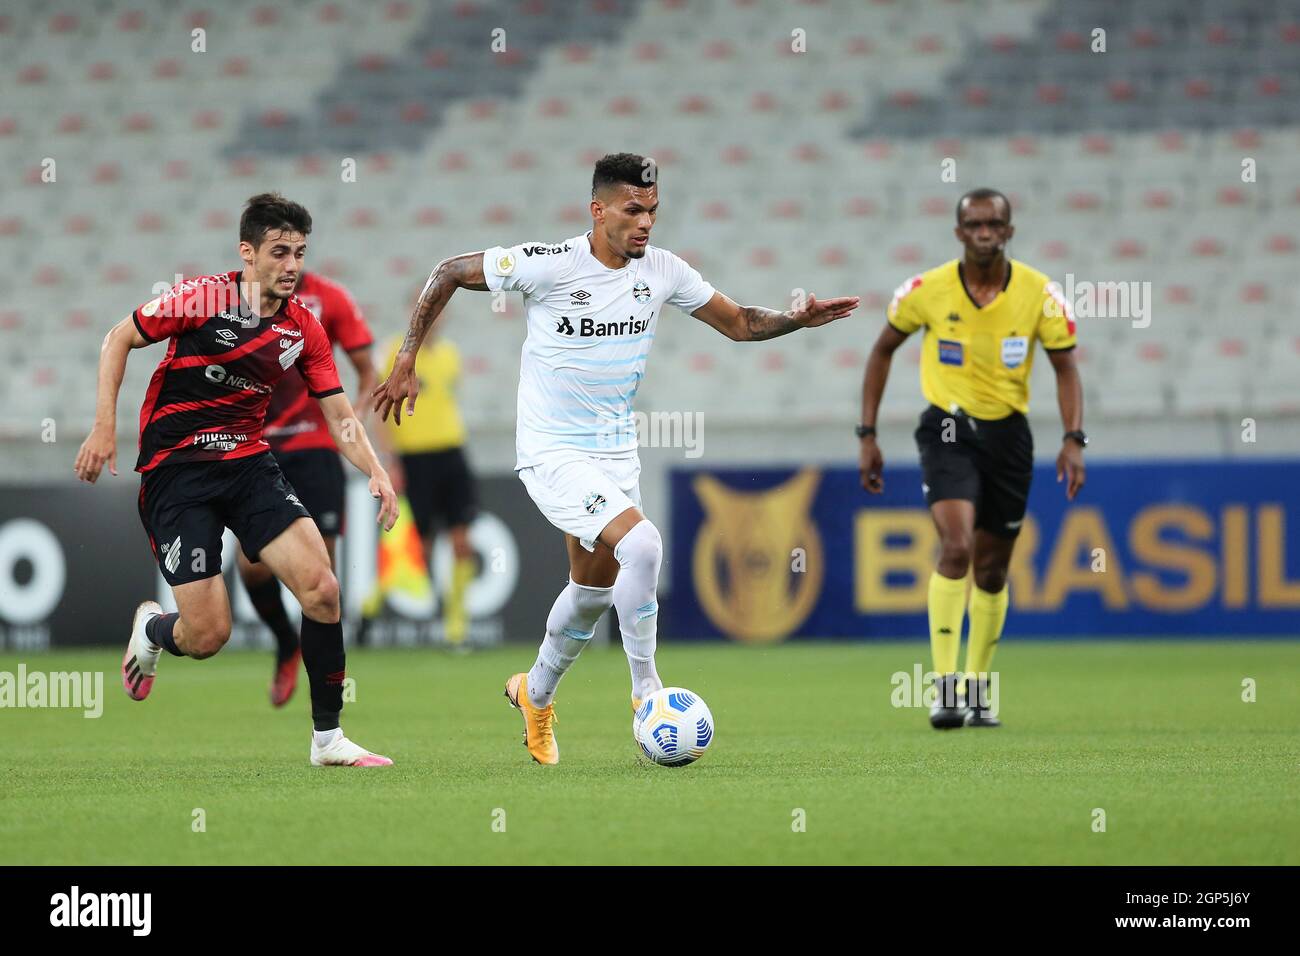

{"left": 633, "top": 687, "right": 714, "bottom": 767}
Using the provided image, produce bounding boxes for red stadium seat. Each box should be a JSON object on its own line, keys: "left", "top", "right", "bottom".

{"left": 412, "top": 206, "right": 445, "bottom": 227}
{"left": 116, "top": 9, "right": 145, "bottom": 31}
{"left": 677, "top": 94, "right": 712, "bottom": 114}
{"left": 294, "top": 155, "right": 327, "bottom": 177}
{"left": 1188, "top": 236, "right": 1224, "bottom": 258}
{"left": 399, "top": 102, "right": 428, "bottom": 123}
{"left": 699, "top": 201, "right": 731, "bottom": 221}
{"left": 721, "top": 144, "right": 752, "bottom": 165}
{"left": 251, "top": 6, "right": 281, "bottom": 27}
{"left": 890, "top": 244, "right": 924, "bottom": 264}
{"left": 767, "top": 199, "right": 803, "bottom": 220}
{"left": 1056, "top": 30, "right": 1085, "bottom": 51}
{"left": 1262, "top": 233, "right": 1297, "bottom": 255}
{"left": 101, "top": 263, "right": 135, "bottom": 286}
{"left": 122, "top": 113, "right": 156, "bottom": 133}
{"left": 226, "top": 156, "right": 259, "bottom": 178}
{"left": 819, "top": 90, "right": 850, "bottom": 112}
{"left": 791, "top": 143, "right": 824, "bottom": 163}
{"left": 201, "top": 209, "right": 234, "bottom": 232}
{"left": 842, "top": 197, "right": 882, "bottom": 218}
{"left": 162, "top": 159, "right": 189, "bottom": 184}
{"left": 556, "top": 204, "right": 586, "bottom": 224}
{"left": 688, "top": 353, "right": 715, "bottom": 374}
{"left": 913, "top": 34, "right": 945, "bottom": 54}
{"left": 346, "top": 206, "right": 380, "bottom": 228}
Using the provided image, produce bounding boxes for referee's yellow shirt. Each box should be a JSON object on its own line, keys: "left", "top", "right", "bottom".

{"left": 887, "top": 258, "right": 1077, "bottom": 420}
{"left": 383, "top": 337, "right": 467, "bottom": 453}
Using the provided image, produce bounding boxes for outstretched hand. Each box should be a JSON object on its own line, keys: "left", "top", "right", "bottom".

{"left": 795, "top": 293, "right": 860, "bottom": 329}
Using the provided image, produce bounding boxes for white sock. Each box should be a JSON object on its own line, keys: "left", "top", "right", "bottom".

{"left": 613, "top": 520, "right": 664, "bottom": 702}
{"left": 313, "top": 727, "right": 342, "bottom": 749}
{"left": 526, "top": 578, "right": 614, "bottom": 708}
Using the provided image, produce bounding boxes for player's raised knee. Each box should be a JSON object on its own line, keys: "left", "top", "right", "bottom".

{"left": 615, "top": 519, "right": 662, "bottom": 571}
{"left": 299, "top": 568, "right": 341, "bottom": 623}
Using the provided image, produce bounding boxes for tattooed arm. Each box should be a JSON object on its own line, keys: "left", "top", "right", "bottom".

{"left": 691, "top": 290, "right": 860, "bottom": 341}
{"left": 371, "top": 252, "right": 488, "bottom": 425}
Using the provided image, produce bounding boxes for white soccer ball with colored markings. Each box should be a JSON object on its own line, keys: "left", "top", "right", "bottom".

{"left": 633, "top": 687, "right": 714, "bottom": 767}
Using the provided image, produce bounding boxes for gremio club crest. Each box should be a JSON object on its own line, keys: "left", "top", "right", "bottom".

{"left": 691, "top": 469, "right": 823, "bottom": 642}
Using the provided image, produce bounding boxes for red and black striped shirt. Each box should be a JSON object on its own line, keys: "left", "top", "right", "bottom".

{"left": 263, "top": 271, "right": 372, "bottom": 454}
{"left": 132, "top": 271, "right": 343, "bottom": 473}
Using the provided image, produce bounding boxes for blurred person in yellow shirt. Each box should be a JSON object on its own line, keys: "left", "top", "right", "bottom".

{"left": 376, "top": 330, "right": 478, "bottom": 645}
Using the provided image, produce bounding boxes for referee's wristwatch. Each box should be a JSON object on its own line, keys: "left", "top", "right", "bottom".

{"left": 1063, "top": 430, "right": 1089, "bottom": 448}
{"left": 855, "top": 424, "right": 877, "bottom": 440}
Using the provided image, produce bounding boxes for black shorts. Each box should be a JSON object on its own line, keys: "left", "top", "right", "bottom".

{"left": 137, "top": 452, "right": 312, "bottom": 587}
{"left": 914, "top": 404, "right": 1034, "bottom": 539}
{"left": 274, "top": 448, "right": 345, "bottom": 538}
{"left": 401, "top": 447, "right": 477, "bottom": 538}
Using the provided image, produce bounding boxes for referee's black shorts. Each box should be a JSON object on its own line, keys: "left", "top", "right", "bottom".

{"left": 401, "top": 446, "right": 478, "bottom": 539}
{"left": 914, "top": 404, "right": 1034, "bottom": 539}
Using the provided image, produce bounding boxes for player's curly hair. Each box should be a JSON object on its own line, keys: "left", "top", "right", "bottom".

{"left": 592, "top": 152, "right": 658, "bottom": 197}
{"left": 240, "top": 192, "right": 313, "bottom": 247}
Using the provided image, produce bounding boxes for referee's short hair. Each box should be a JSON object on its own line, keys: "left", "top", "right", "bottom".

{"left": 956, "top": 188, "right": 1011, "bottom": 223}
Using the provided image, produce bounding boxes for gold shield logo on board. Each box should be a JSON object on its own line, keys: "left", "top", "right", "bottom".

{"left": 691, "top": 469, "right": 823, "bottom": 643}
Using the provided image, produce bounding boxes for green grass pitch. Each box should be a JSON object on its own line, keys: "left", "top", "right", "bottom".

{"left": 2, "top": 641, "right": 1297, "bottom": 865}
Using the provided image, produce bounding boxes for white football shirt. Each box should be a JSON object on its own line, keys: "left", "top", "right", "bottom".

{"left": 482, "top": 233, "right": 715, "bottom": 468}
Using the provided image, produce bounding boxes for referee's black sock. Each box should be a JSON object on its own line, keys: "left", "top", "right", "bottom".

{"left": 246, "top": 576, "right": 299, "bottom": 664}
{"left": 145, "top": 612, "right": 184, "bottom": 657}
{"left": 300, "top": 615, "right": 345, "bottom": 731}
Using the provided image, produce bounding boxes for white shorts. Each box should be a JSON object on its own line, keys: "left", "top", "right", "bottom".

{"left": 517, "top": 454, "right": 643, "bottom": 552}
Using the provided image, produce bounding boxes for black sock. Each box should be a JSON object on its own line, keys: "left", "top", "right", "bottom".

{"left": 245, "top": 576, "right": 299, "bottom": 663}
{"left": 145, "top": 612, "right": 183, "bottom": 657}
{"left": 300, "top": 615, "right": 345, "bottom": 731}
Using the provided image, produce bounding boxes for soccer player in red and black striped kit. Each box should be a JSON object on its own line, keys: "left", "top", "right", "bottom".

{"left": 74, "top": 194, "right": 398, "bottom": 766}
{"left": 239, "top": 270, "right": 378, "bottom": 708}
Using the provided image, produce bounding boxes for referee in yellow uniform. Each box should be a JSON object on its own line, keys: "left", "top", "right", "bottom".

{"left": 859, "top": 188, "right": 1086, "bottom": 729}
{"left": 381, "top": 330, "right": 478, "bottom": 645}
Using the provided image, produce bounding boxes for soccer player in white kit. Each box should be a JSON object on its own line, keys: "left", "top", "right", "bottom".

{"left": 373, "top": 154, "right": 858, "bottom": 764}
